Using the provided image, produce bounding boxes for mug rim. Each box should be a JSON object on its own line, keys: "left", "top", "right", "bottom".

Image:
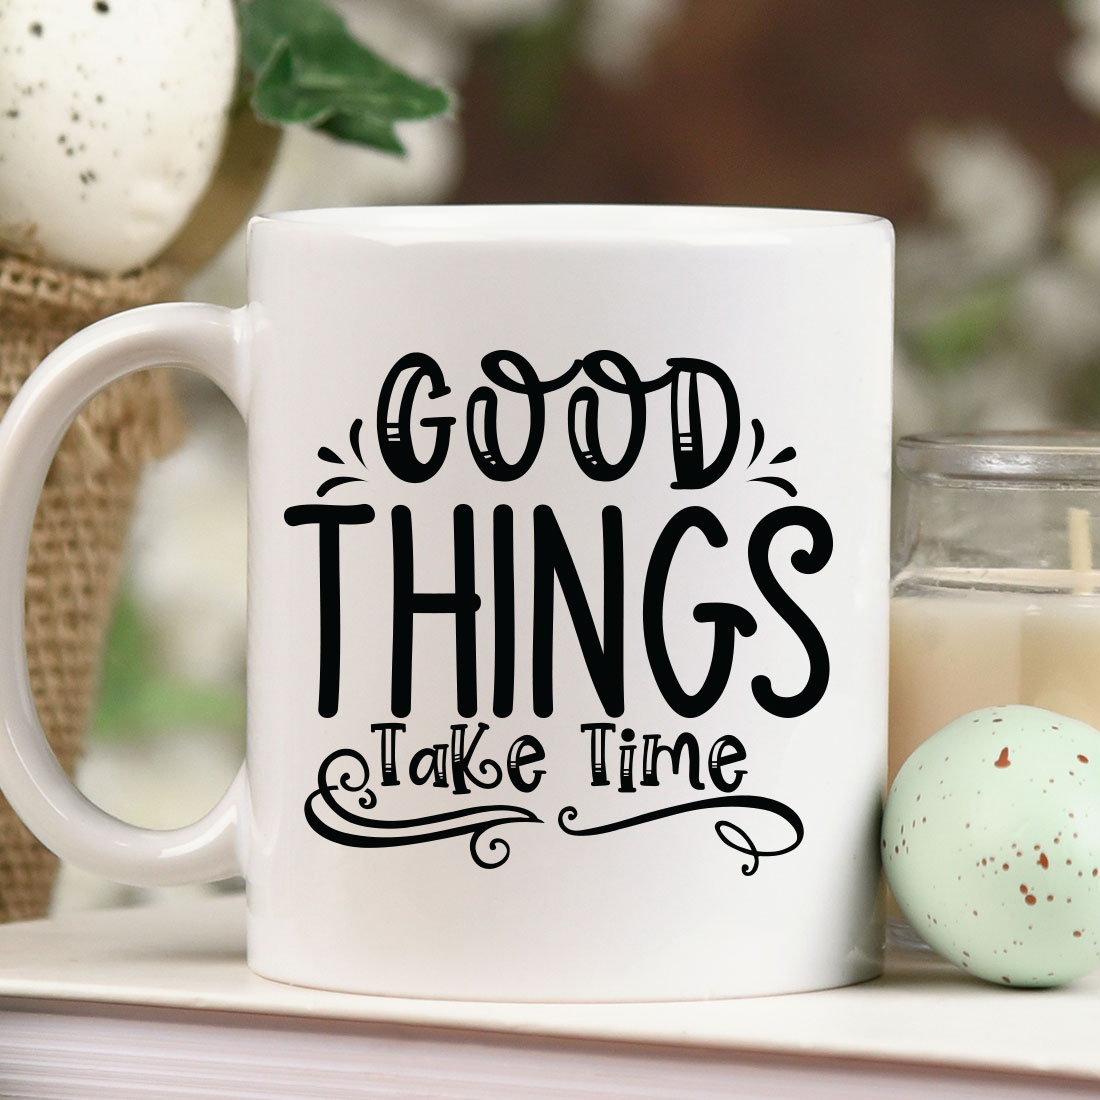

{"left": 249, "top": 203, "right": 889, "bottom": 243}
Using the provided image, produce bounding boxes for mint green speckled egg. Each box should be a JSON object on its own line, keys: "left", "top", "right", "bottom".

{"left": 883, "top": 705, "right": 1100, "bottom": 987}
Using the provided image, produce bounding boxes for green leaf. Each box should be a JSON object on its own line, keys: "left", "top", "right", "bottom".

{"left": 237, "top": 0, "right": 450, "bottom": 155}
{"left": 238, "top": 0, "right": 345, "bottom": 73}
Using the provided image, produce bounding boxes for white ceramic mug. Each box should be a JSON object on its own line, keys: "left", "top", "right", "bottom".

{"left": 0, "top": 206, "right": 893, "bottom": 1000}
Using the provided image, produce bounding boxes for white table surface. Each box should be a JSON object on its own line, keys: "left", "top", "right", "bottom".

{"left": 0, "top": 895, "right": 1096, "bottom": 1080}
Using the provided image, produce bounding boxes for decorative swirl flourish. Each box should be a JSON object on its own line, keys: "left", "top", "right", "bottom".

{"left": 322, "top": 748, "right": 377, "bottom": 810}
{"left": 557, "top": 795, "right": 803, "bottom": 876}
{"left": 305, "top": 749, "right": 540, "bottom": 868}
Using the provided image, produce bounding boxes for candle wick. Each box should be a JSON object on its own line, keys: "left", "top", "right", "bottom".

{"left": 1068, "top": 506, "right": 1093, "bottom": 594}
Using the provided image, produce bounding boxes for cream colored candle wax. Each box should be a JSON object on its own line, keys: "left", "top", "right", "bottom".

{"left": 889, "top": 574, "right": 1100, "bottom": 788}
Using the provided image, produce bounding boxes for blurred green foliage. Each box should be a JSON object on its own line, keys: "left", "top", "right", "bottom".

{"left": 493, "top": 0, "right": 586, "bottom": 140}
{"left": 900, "top": 280, "right": 1014, "bottom": 376}
{"left": 92, "top": 593, "right": 244, "bottom": 743}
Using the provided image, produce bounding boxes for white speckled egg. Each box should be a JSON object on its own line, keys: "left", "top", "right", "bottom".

{"left": 884, "top": 705, "right": 1100, "bottom": 987}
{"left": 0, "top": 0, "right": 237, "bottom": 274}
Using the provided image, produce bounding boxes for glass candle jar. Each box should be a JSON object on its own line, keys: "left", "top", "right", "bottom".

{"left": 889, "top": 431, "right": 1100, "bottom": 786}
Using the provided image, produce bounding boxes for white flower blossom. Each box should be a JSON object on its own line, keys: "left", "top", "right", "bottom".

{"left": 414, "top": 0, "right": 562, "bottom": 34}
{"left": 911, "top": 128, "right": 1053, "bottom": 276}
{"left": 1064, "top": 0, "right": 1100, "bottom": 113}
{"left": 1065, "top": 0, "right": 1100, "bottom": 31}
{"left": 889, "top": 0, "right": 1100, "bottom": 436}
{"left": 579, "top": 0, "right": 680, "bottom": 81}
{"left": 1063, "top": 185, "right": 1100, "bottom": 275}
{"left": 1064, "top": 33, "right": 1100, "bottom": 112}
{"left": 1012, "top": 259, "right": 1100, "bottom": 366}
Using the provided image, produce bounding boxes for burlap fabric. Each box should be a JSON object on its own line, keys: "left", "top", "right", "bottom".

{"left": 0, "top": 252, "right": 185, "bottom": 921}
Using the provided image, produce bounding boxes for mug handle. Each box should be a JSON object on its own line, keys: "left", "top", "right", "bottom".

{"left": 0, "top": 301, "right": 247, "bottom": 886}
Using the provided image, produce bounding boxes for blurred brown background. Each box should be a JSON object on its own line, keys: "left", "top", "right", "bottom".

{"left": 456, "top": 0, "right": 1092, "bottom": 218}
